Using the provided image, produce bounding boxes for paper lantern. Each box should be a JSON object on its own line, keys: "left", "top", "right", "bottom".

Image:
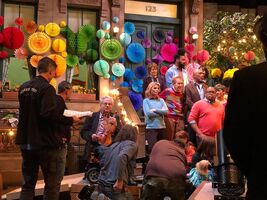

{"left": 60, "top": 21, "right": 66, "bottom": 28}
{"left": 52, "top": 39, "right": 66, "bottom": 53}
{"left": 102, "top": 21, "right": 111, "bottom": 30}
{"left": 28, "top": 32, "right": 51, "bottom": 54}
{"left": 93, "top": 60, "right": 110, "bottom": 77}
{"left": 112, "top": 63, "right": 125, "bottom": 77}
{"left": 119, "top": 33, "right": 131, "bottom": 46}
{"left": 2, "top": 27, "right": 24, "bottom": 49}
{"left": 15, "top": 17, "right": 23, "bottom": 26}
{"left": 45, "top": 23, "right": 60, "bottom": 37}
{"left": 48, "top": 54, "right": 67, "bottom": 77}
{"left": 96, "top": 29, "right": 105, "bottom": 39}
{"left": 38, "top": 25, "right": 45, "bottom": 32}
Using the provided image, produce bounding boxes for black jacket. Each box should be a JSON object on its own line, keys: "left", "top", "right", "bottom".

{"left": 15, "top": 76, "right": 73, "bottom": 148}
{"left": 55, "top": 95, "right": 71, "bottom": 143}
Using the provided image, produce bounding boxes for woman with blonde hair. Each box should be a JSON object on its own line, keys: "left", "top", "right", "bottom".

{"left": 143, "top": 82, "right": 168, "bottom": 153}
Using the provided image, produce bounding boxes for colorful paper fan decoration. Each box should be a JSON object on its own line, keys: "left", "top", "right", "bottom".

{"left": 124, "top": 22, "right": 135, "bottom": 35}
{"left": 167, "top": 30, "right": 174, "bottom": 36}
{"left": 244, "top": 50, "right": 255, "bottom": 61}
{"left": 48, "top": 54, "right": 67, "bottom": 77}
{"left": 211, "top": 68, "right": 222, "bottom": 78}
{"left": 2, "top": 27, "right": 24, "bottom": 49}
{"left": 96, "top": 29, "right": 105, "bottom": 39}
{"left": 128, "top": 90, "right": 143, "bottom": 111}
{"left": 165, "top": 36, "right": 173, "bottom": 44}
{"left": 25, "top": 20, "right": 37, "bottom": 34}
{"left": 153, "top": 30, "right": 165, "bottom": 42}
{"left": 123, "top": 68, "right": 135, "bottom": 82}
{"left": 59, "top": 21, "right": 66, "bottom": 28}
{"left": 79, "top": 24, "right": 96, "bottom": 41}
{"left": 86, "top": 49, "right": 98, "bottom": 62}
{"left": 141, "top": 38, "right": 151, "bottom": 48}
{"left": 132, "top": 79, "right": 143, "bottom": 93}
{"left": 101, "top": 39, "right": 122, "bottom": 60}
{"left": 152, "top": 54, "right": 164, "bottom": 65}
{"left": 38, "top": 25, "right": 45, "bottom": 32}
{"left": 49, "top": 78, "right": 57, "bottom": 89}
{"left": 160, "top": 66, "right": 168, "bottom": 76}
{"left": 0, "top": 16, "right": 4, "bottom": 26}
{"left": 186, "top": 62, "right": 200, "bottom": 82}
{"left": 14, "top": 48, "right": 29, "bottom": 60}
{"left": 136, "top": 30, "right": 145, "bottom": 40}
{"left": 113, "top": 16, "right": 119, "bottom": 23}
{"left": 120, "top": 81, "right": 129, "bottom": 87}
{"left": 152, "top": 43, "right": 160, "bottom": 52}
{"left": 119, "top": 33, "right": 131, "bottom": 46}
{"left": 28, "top": 32, "right": 51, "bottom": 54}
{"left": 45, "top": 23, "right": 60, "bottom": 37}
{"left": 15, "top": 17, "right": 23, "bottom": 26}
{"left": 196, "top": 50, "right": 209, "bottom": 64}
{"left": 102, "top": 21, "right": 111, "bottom": 30}
{"left": 160, "top": 43, "right": 178, "bottom": 63}
{"left": 52, "top": 39, "right": 66, "bottom": 53}
{"left": 112, "top": 63, "right": 125, "bottom": 77}
{"left": 126, "top": 43, "right": 145, "bottom": 64}
{"left": 30, "top": 55, "right": 43, "bottom": 68}
{"left": 0, "top": 51, "right": 9, "bottom": 59}
{"left": 66, "top": 55, "right": 79, "bottom": 67}
{"left": 93, "top": 60, "right": 110, "bottom": 77}
{"left": 135, "top": 66, "right": 147, "bottom": 79}
{"left": 105, "top": 33, "right": 111, "bottom": 40}
{"left": 185, "top": 44, "right": 195, "bottom": 53}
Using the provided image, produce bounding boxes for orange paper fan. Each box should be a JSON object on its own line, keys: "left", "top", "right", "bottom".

{"left": 30, "top": 55, "right": 43, "bottom": 68}
{"left": 28, "top": 32, "right": 51, "bottom": 54}
{"left": 48, "top": 54, "right": 66, "bottom": 77}
{"left": 25, "top": 20, "right": 37, "bottom": 34}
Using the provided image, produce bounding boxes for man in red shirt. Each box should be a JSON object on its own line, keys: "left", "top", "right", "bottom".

{"left": 188, "top": 87, "right": 224, "bottom": 146}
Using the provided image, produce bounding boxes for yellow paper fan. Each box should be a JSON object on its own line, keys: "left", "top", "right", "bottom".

{"left": 28, "top": 32, "right": 51, "bottom": 54}
{"left": 49, "top": 78, "right": 57, "bottom": 89}
{"left": 52, "top": 39, "right": 66, "bottom": 53}
{"left": 45, "top": 23, "right": 60, "bottom": 37}
{"left": 30, "top": 55, "right": 43, "bottom": 68}
{"left": 48, "top": 54, "right": 67, "bottom": 78}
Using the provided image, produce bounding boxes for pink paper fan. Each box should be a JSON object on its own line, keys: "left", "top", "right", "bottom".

{"left": 160, "top": 43, "right": 178, "bottom": 63}
{"left": 160, "top": 66, "right": 168, "bottom": 76}
{"left": 197, "top": 50, "right": 209, "bottom": 64}
{"left": 186, "top": 62, "right": 200, "bottom": 82}
{"left": 185, "top": 44, "right": 195, "bottom": 53}
{"left": 14, "top": 48, "right": 29, "bottom": 60}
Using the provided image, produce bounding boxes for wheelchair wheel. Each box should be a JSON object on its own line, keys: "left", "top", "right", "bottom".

{"left": 86, "top": 167, "right": 100, "bottom": 184}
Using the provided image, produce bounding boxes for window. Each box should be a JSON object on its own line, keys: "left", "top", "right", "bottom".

{"left": 1, "top": 2, "right": 36, "bottom": 90}
{"left": 67, "top": 8, "right": 99, "bottom": 97}
{"left": 3, "top": 3, "right": 36, "bottom": 27}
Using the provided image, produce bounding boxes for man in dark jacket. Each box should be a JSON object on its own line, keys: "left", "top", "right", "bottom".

{"left": 16, "top": 57, "right": 79, "bottom": 200}
{"left": 223, "top": 12, "right": 267, "bottom": 200}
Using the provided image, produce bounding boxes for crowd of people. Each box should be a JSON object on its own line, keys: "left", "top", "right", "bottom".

{"left": 14, "top": 11, "right": 267, "bottom": 200}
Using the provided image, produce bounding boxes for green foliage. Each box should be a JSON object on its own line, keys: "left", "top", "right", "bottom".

{"left": 204, "top": 12, "right": 265, "bottom": 72}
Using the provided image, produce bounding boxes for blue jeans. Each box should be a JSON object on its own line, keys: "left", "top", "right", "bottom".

{"left": 20, "top": 147, "right": 67, "bottom": 200}
{"left": 98, "top": 182, "right": 134, "bottom": 200}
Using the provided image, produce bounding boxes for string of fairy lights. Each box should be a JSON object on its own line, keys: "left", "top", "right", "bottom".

{"left": 108, "top": 89, "right": 136, "bottom": 127}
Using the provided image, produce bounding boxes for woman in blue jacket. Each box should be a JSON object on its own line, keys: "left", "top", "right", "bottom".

{"left": 143, "top": 82, "right": 168, "bottom": 153}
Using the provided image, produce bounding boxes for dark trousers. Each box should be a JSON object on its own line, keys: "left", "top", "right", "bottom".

{"left": 145, "top": 129, "right": 167, "bottom": 154}
{"left": 20, "top": 147, "right": 67, "bottom": 200}
{"left": 141, "top": 176, "right": 186, "bottom": 200}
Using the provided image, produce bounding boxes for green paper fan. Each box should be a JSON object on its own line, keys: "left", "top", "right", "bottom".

{"left": 79, "top": 24, "right": 96, "bottom": 41}
{"left": 66, "top": 54, "right": 79, "bottom": 67}
{"left": 100, "top": 39, "right": 122, "bottom": 60}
